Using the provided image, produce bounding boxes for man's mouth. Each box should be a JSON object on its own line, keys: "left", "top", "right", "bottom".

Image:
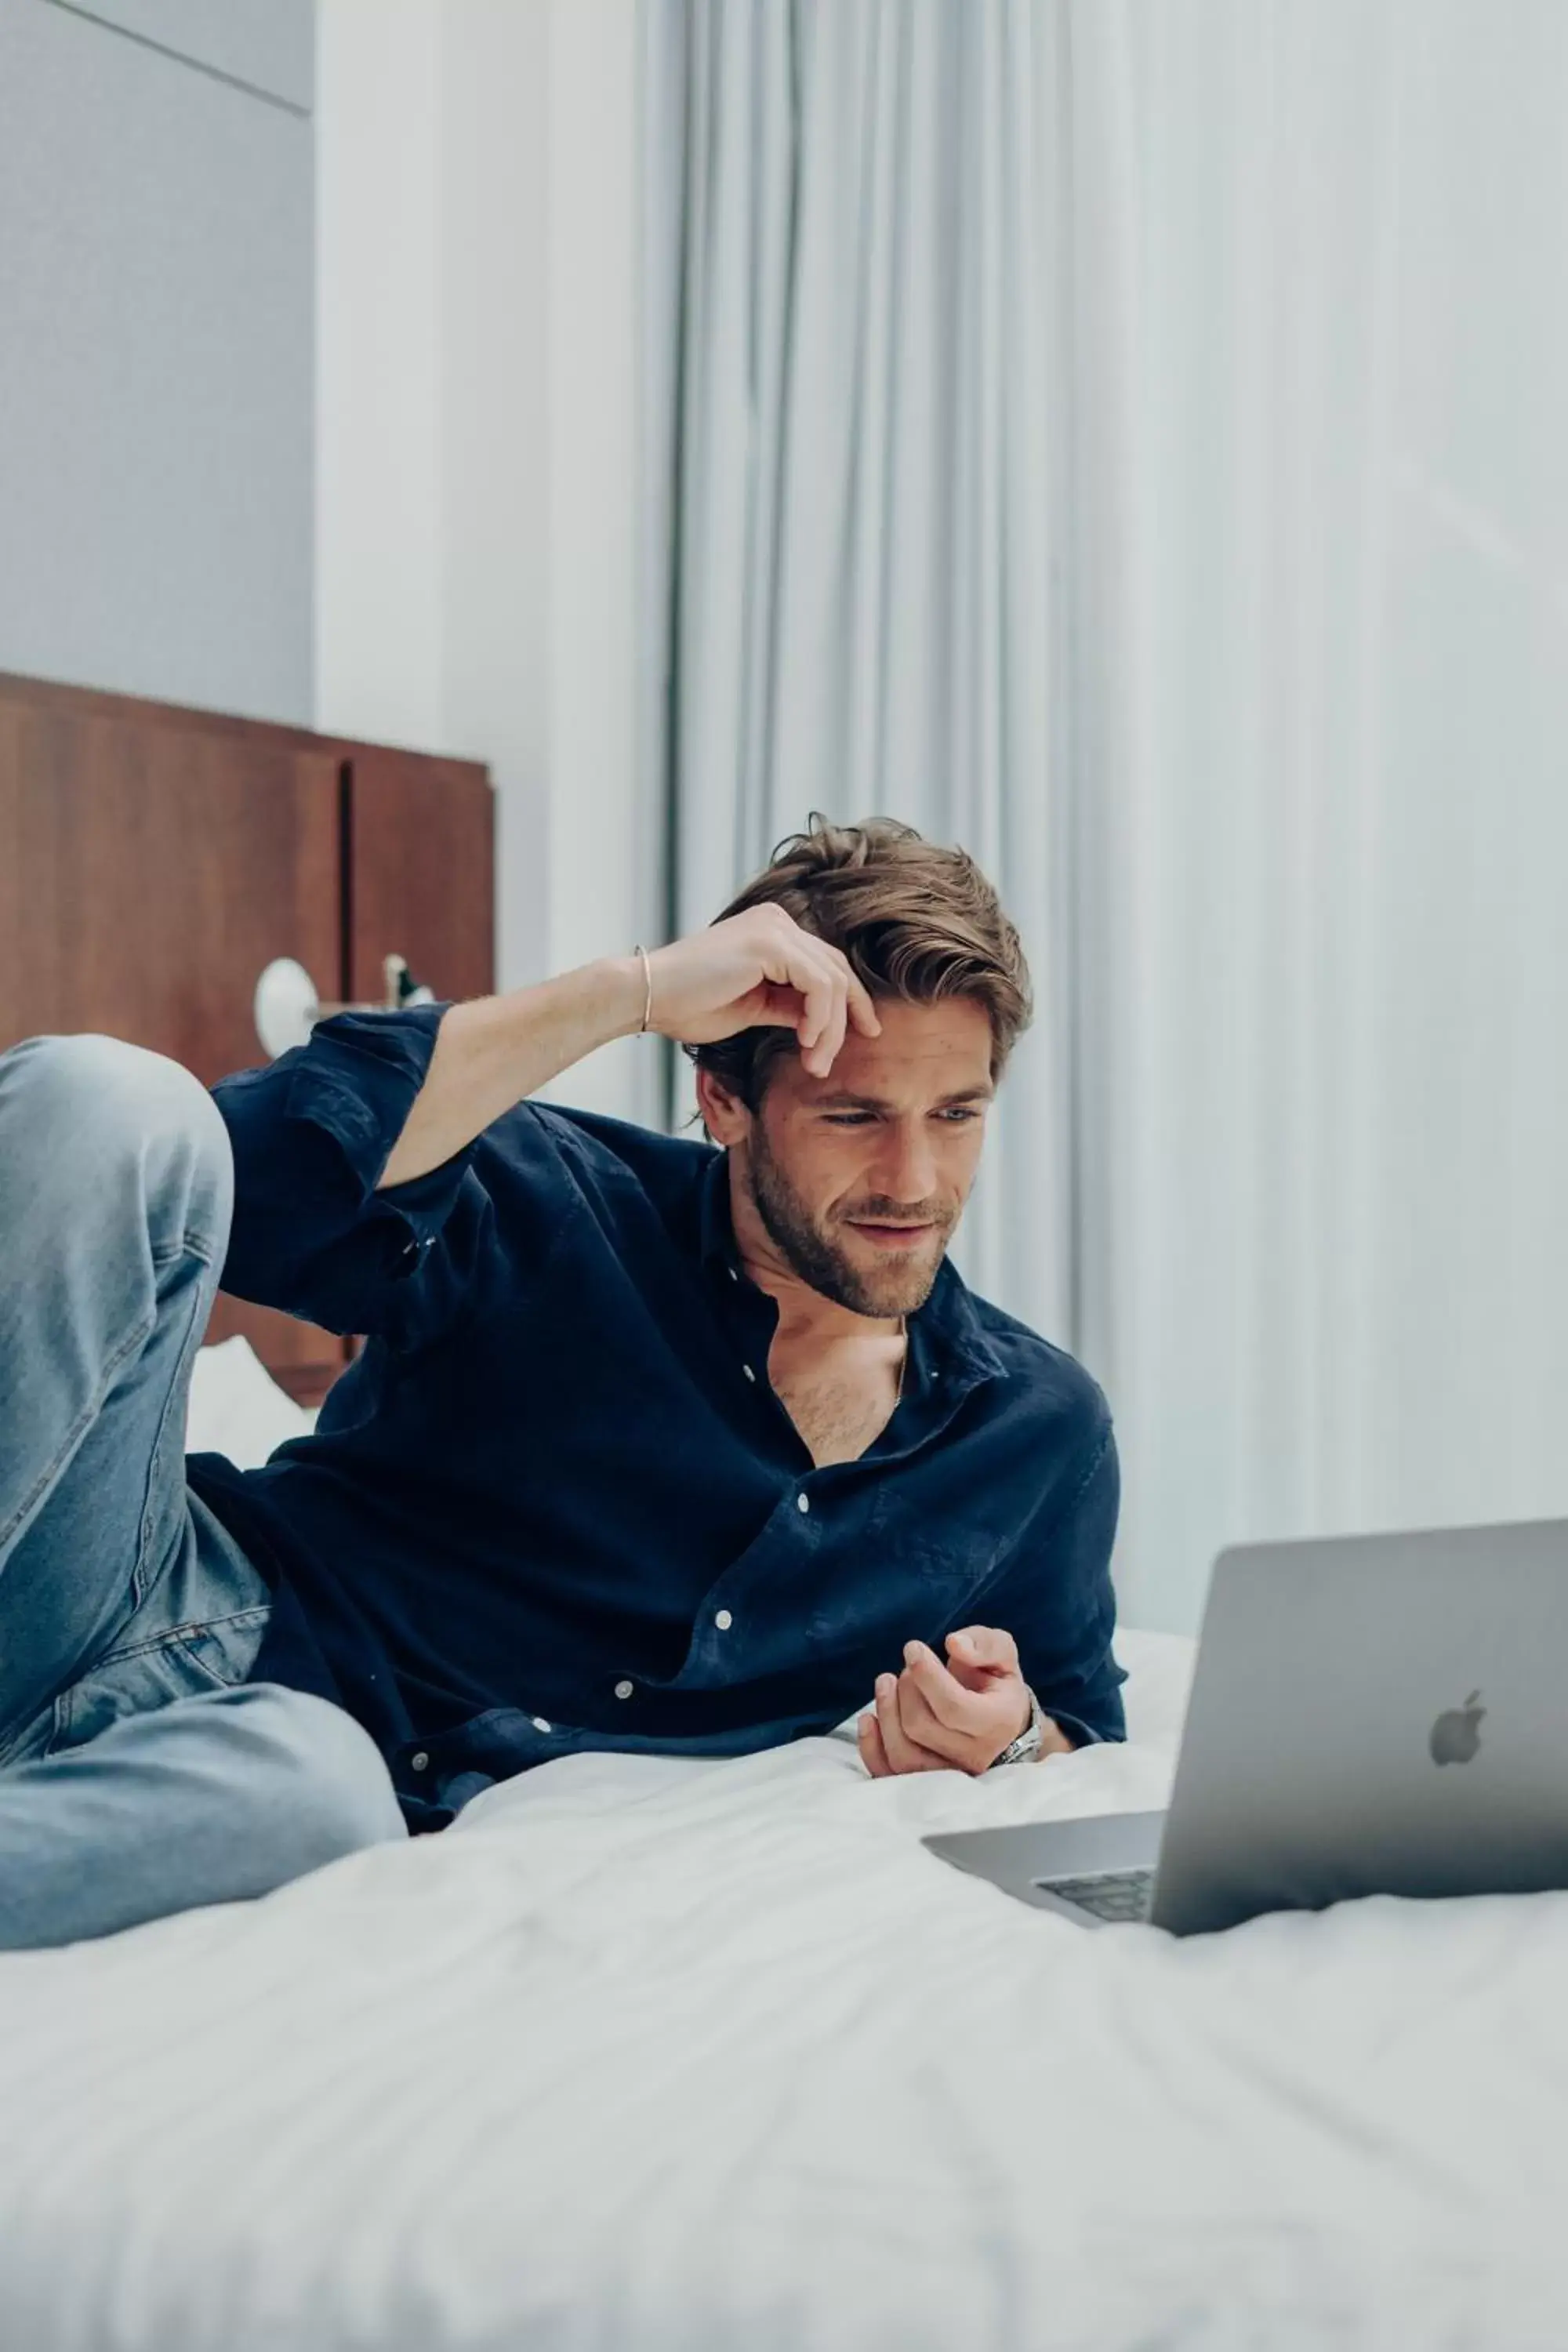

{"left": 844, "top": 1218, "right": 939, "bottom": 1250}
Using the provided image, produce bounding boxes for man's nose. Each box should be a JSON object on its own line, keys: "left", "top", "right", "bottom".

{"left": 869, "top": 1119, "right": 938, "bottom": 1205}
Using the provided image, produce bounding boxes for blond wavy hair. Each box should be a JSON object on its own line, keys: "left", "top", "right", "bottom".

{"left": 690, "top": 815, "right": 1032, "bottom": 1106}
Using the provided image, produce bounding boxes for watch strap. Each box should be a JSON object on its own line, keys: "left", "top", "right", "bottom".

{"left": 988, "top": 1685, "right": 1044, "bottom": 1769}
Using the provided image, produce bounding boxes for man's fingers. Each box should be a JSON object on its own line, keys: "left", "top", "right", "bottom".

{"left": 899, "top": 1640, "right": 983, "bottom": 1733}
{"left": 653, "top": 906, "right": 880, "bottom": 1058}
{"left": 856, "top": 1711, "right": 892, "bottom": 1778}
{"left": 946, "top": 1626, "right": 1018, "bottom": 1676}
{"left": 758, "top": 919, "right": 870, "bottom": 1076}
{"left": 844, "top": 962, "right": 882, "bottom": 1039}
{"left": 750, "top": 913, "right": 879, "bottom": 1075}
{"left": 765, "top": 934, "right": 845, "bottom": 1076}
{"left": 894, "top": 1671, "right": 970, "bottom": 1760}
{"left": 800, "top": 965, "right": 847, "bottom": 1076}
{"left": 874, "top": 1671, "right": 948, "bottom": 1774}
{"left": 811, "top": 939, "right": 879, "bottom": 1043}
{"left": 813, "top": 942, "right": 879, "bottom": 1054}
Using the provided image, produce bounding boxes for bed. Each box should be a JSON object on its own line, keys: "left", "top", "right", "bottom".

{"left": 0, "top": 1346, "right": 1560, "bottom": 2350}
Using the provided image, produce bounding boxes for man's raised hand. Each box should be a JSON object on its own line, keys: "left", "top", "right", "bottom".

{"left": 644, "top": 907, "right": 880, "bottom": 1079}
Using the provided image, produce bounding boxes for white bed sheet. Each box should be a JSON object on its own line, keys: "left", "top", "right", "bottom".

{"left": 2, "top": 1624, "right": 1566, "bottom": 2350}
{"left": 187, "top": 1335, "right": 317, "bottom": 1465}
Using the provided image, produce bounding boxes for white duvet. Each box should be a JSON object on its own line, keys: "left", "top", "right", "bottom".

{"left": 2, "top": 1620, "right": 1567, "bottom": 2351}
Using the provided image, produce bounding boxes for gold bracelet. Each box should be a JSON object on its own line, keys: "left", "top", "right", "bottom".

{"left": 632, "top": 944, "right": 653, "bottom": 1034}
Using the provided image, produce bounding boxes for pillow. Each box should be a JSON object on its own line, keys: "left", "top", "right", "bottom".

{"left": 187, "top": 1335, "right": 315, "bottom": 1468}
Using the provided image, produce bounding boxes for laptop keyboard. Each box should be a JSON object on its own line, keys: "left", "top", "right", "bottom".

{"left": 1036, "top": 1867, "right": 1156, "bottom": 1922}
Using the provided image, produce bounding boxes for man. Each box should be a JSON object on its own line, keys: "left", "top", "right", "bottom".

{"left": 0, "top": 817, "right": 1123, "bottom": 1950}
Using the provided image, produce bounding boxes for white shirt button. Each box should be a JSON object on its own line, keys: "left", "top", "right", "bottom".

{"left": 742, "top": 1363, "right": 756, "bottom": 1383}
{"left": 410, "top": 1751, "right": 430, "bottom": 1773}
{"left": 728, "top": 1266, "right": 739, "bottom": 1283}
{"left": 531, "top": 1717, "right": 552, "bottom": 1734}
{"left": 797, "top": 1493, "right": 811, "bottom": 1515}
{"left": 714, "top": 1609, "right": 733, "bottom": 1631}
{"left": 614, "top": 1679, "right": 634, "bottom": 1701}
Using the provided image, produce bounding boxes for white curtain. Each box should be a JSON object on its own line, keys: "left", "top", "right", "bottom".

{"left": 644, "top": 0, "right": 1080, "bottom": 1337}
{"left": 646, "top": 0, "right": 1568, "bottom": 1631}
{"left": 1073, "top": 0, "right": 1568, "bottom": 1628}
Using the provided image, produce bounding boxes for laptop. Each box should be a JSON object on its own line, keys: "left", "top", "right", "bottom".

{"left": 922, "top": 1519, "right": 1568, "bottom": 1936}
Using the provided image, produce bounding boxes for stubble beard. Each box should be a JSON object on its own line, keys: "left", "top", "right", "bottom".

{"left": 746, "top": 1121, "right": 954, "bottom": 1319}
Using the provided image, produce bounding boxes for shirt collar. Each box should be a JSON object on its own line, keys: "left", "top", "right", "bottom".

{"left": 698, "top": 1146, "right": 740, "bottom": 1273}
{"left": 695, "top": 1151, "right": 1008, "bottom": 1389}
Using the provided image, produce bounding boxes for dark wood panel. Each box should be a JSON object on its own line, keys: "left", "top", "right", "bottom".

{"left": 0, "top": 698, "right": 350, "bottom": 1403}
{"left": 347, "top": 749, "right": 495, "bottom": 1007}
{"left": 0, "top": 675, "right": 495, "bottom": 1410}
{"left": 0, "top": 706, "right": 338, "bottom": 1069}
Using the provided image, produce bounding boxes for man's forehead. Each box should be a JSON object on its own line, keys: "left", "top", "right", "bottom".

{"left": 789, "top": 996, "right": 995, "bottom": 1102}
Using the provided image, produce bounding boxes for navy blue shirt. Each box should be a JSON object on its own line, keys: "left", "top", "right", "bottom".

{"left": 188, "top": 1007, "right": 1126, "bottom": 1828}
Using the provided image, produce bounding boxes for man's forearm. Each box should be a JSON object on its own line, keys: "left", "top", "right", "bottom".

{"left": 379, "top": 902, "right": 874, "bottom": 1190}
{"left": 378, "top": 957, "right": 644, "bottom": 1189}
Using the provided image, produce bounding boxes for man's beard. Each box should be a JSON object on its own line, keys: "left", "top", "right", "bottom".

{"left": 746, "top": 1122, "right": 956, "bottom": 1318}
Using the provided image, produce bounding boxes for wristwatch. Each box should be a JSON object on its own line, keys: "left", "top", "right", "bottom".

{"left": 989, "top": 1685, "right": 1044, "bottom": 1769}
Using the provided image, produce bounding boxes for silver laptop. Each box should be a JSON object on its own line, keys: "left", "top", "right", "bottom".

{"left": 923, "top": 1519, "right": 1568, "bottom": 1936}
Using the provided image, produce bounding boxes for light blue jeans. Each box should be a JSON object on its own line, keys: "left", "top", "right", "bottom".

{"left": 0, "top": 1035, "right": 405, "bottom": 1950}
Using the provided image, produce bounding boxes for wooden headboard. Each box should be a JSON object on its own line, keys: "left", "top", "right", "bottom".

{"left": 0, "top": 669, "right": 494, "bottom": 1401}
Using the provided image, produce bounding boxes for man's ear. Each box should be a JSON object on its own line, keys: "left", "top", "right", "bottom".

{"left": 695, "top": 1065, "right": 750, "bottom": 1149}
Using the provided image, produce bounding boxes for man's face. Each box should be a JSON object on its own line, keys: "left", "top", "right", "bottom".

{"left": 736, "top": 996, "right": 996, "bottom": 1318}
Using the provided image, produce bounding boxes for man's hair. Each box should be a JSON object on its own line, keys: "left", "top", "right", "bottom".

{"left": 690, "top": 815, "right": 1033, "bottom": 1108}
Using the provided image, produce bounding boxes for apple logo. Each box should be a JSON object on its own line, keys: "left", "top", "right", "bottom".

{"left": 1429, "top": 1690, "right": 1486, "bottom": 1766}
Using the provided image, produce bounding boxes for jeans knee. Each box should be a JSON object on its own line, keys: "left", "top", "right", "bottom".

{"left": 0, "top": 1034, "right": 231, "bottom": 1252}
{"left": 234, "top": 1686, "right": 406, "bottom": 1873}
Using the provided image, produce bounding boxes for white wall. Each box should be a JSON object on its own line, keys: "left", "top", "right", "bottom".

{"left": 0, "top": 0, "right": 313, "bottom": 721}
{"left": 315, "top": 0, "right": 654, "bottom": 1120}
{"left": 315, "top": 0, "right": 444, "bottom": 750}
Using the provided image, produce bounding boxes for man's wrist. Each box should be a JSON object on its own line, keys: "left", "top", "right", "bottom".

{"left": 987, "top": 1689, "right": 1076, "bottom": 1768}
{"left": 594, "top": 955, "right": 651, "bottom": 1042}
{"left": 989, "top": 1686, "right": 1044, "bottom": 1768}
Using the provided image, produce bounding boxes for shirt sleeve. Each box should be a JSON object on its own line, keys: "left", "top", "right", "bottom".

{"left": 212, "top": 1003, "right": 483, "bottom": 1343}
{"left": 975, "top": 1414, "right": 1127, "bottom": 1748}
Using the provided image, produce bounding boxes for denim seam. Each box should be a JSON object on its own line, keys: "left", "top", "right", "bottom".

{"left": 132, "top": 1238, "right": 222, "bottom": 1609}
{"left": 0, "top": 1311, "right": 156, "bottom": 1558}
{"left": 49, "top": 1608, "right": 273, "bottom": 1751}
{"left": 0, "top": 1697, "right": 57, "bottom": 1773}
{"left": 89, "top": 1603, "right": 272, "bottom": 1672}
{"left": 148, "top": 1229, "right": 226, "bottom": 1274}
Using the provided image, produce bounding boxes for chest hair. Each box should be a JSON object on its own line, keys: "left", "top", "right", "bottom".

{"left": 770, "top": 1342, "right": 904, "bottom": 1468}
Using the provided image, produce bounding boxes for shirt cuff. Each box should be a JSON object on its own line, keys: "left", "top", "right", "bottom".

{"left": 284, "top": 1003, "right": 462, "bottom": 1245}
{"left": 1048, "top": 1711, "right": 1107, "bottom": 1750}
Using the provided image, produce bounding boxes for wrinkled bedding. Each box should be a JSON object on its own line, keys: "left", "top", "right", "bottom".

{"left": 2, "top": 1626, "right": 1565, "bottom": 2350}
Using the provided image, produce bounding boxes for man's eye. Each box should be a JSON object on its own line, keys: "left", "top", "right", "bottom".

{"left": 824, "top": 1112, "right": 875, "bottom": 1127}
{"left": 936, "top": 1107, "right": 982, "bottom": 1123}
